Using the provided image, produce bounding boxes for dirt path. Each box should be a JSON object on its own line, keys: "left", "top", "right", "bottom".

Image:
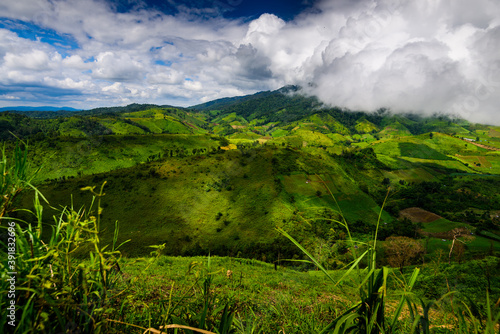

{"left": 467, "top": 141, "right": 500, "bottom": 151}
{"left": 444, "top": 133, "right": 500, "bottom": 151}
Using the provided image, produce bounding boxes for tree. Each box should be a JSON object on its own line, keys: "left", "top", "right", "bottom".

{"left": 385, "top": 236, "right": 424, "bottom": 272}
{"left": 448, "top": 227, "right": 474, "bottom": 264}
{"left": 218, "top": 136, "right": 230, "bottom": 147}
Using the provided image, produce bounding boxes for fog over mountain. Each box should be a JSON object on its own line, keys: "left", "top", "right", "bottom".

{"left": 0, "top": 0, "right": 499, "bottom": 124}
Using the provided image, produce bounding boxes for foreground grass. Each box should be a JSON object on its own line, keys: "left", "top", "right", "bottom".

{"left": 112, "top": 255, "right": 352, "bottom": 333}
{"left": 96, "top": 254, "right": 500, "bottom": 333}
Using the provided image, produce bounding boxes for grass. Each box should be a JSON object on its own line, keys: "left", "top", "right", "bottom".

{"left": 98, "top": 118, "right": 148, "bottom": 135}
{"left": 399, "top": 142, "right": 453, "bottom": 160}
{"left": 228, "top": 132, "right": 261, "bottom": 141}
{"left": 20, "top": 148, "right": 291, "bottom": 257}
{"left": 382, "top": 168, "right": 438, "bottom": 183}
{"left": 27, "top": 134, "right": 221, "bottom": 182}
{"left": 420, "top": 218, "right": 472, "bottom": 233}
{"left": 271, "top": 128, "right": 288, "bottom": 138}
{"left": 3, "top": 142, "right": 500, "bottom": 333}
{"left": 294, "top": 129, "right": 338, "bottom": 147}
{"left": 424, "top": 236, "right": 500, "bottom": 254}
{"left": 12, "top": 130, "right": 500, "bottom": 265}
{"left": 19, "top": 130, "right": 499, "bottom": 261}
{"left": 466, "top": 236, "right": 500, "bottom": 252}
{"left": 334, "top": 193, "right": 393, "bottom": 225}
{"left": 114, "top": 255, "right": 350, "bottom": 332}
{"left": 379, "top": 122, "right": 411, "bottom": 137}
{"left": 372, "top": 134, "right": 489, "bottom": 165}
{"left": 355, "top": 119, "right": 379, "bottom": 133}
{"left": 277, "top": 183, "right": 500, "bottom": 333}
{"left": 3, "top": 105, "right": 500, "bottom": 333}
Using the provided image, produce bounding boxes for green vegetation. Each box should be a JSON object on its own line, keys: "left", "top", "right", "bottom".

{"left": 1, "top": 87, "right": 500, "bottom": 332}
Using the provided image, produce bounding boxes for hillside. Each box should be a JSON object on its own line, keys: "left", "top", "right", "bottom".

{"left": 2, "top": 87, "right": 497, "bottom": 262}
{"left": 3, "top": 87, "right": 500, "bottom": 333}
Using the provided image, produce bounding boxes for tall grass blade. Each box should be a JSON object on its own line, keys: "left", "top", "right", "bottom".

{"left": 389, "top": 267, "right": 420, "bottom": 330}
{"left": 276, "top": 226, "right": 338, "bottom": 284}
{"left": 335, "top": 249, "right": 369, "bottom": 287}
{"left": 319, "top": 303, "right": 361, "bottom": 334}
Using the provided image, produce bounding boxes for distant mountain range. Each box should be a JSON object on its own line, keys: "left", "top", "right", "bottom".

{"left": 0, "top": 106, "right": 81, "bottom": 112}
{"left": 0, "top": 103, "right": 187, "bottom": 118}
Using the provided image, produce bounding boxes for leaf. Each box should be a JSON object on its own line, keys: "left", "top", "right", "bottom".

{"left": 276, "top": 227, "right": 337, "bottom": 284}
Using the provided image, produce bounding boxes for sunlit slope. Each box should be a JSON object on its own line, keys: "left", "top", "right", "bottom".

{"left": 369, "top": 133, "right": 498, "bottom": 173}
{"left": 0, "top": 106, "right": 208, "bottom": 141}
{"left": 28, "top": 134, "right": 222, "bottom": 182}
{"left": 21, "top": 146, "right": 396, "bottom": 257}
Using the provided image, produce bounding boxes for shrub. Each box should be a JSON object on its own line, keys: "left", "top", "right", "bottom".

{"left": 384, "top": 236, "right": 424, "bottom": 272}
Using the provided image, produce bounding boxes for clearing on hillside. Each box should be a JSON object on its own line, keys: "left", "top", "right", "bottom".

{"left": 456, "top": 155, "right": 493, "bottom": 168}
{"left": 488, "top": 129, "right": 500, "bottom": 138}
{"left": 400, "top": 207, "right": 442, "bottom": 223}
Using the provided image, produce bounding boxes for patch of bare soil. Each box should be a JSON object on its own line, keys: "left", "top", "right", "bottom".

{"left": 469, "top": 141, "right": 500, "bottom": 151}
{"left": 400, "top": 207, "right": 442, "bottom": 223}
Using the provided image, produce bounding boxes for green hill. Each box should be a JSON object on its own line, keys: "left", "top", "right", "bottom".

{"left": 5, "top": 86, "right": 500, "bottom": 261}
{"left": 380, "top": 121, "right": 412, "bottom": 137}
{"left": 355, "top": 118, "right": 379, "bottom": 133}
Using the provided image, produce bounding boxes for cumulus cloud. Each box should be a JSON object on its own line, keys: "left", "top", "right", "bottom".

{"left": 92, "top": 52, "right": 145, "bottom": 82}
{"left": 0, "top": 0, "right": 499, "bottom": 124}
{"left": 276, "top": 0, "right": 500, "bottom": 124}
{"left": 0, "top": 0, "right": 252, "bottom": 108}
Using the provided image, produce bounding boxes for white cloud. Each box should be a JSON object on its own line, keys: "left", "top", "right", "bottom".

{"left": 4, "top": 50, "right": 53, "bottom": 71}
{"left": 62, "top": 55, "right": 89, "bottom": 70}
{"left": 44, "top": 77, "right": 93, "bottom": 90}
{"left": 0, "top": 94, "right": 20, "bottom": 100}
{"left": 183, "top": 79, "right": 202, "bottom": 91}
{"left": 102, "top": 82, "right": 131, "bottom": 94}
{"left": 282, "top": 0, "right": 500, "bottom": 124}
{"left": 0, "top": 0, "right": 52, "bottom": 22}
{"left": 246, "top": 13, "right": 285, "bottom": 37}
{"left": 0, "top": 0, "right": 499, "bottom": 124}
{"left": 92, "top": 51, "right": 144, "bottom": 82}
{"left": 147, "top": 69, "right": 184, "bottom": 85}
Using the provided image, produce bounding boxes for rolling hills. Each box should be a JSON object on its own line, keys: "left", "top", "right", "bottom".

{"left": 3, "top": 86, "right": 500, "bottom": 333}
{"left": 4, "top": 86, "right": 500, "bottom": 261}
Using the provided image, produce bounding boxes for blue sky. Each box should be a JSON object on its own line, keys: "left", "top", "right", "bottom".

{"left": 115, "top": 0, "right": 314, "bottom": 21}
{"left": 0, "top": 0, "right": 500, "bottom": 124}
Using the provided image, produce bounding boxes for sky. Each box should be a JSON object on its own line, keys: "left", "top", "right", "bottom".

{"left": 0, "top": 0, "right": 500, "bottom": 124}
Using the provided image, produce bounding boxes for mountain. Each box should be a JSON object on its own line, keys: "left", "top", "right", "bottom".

{"left": 0, "top": 103, "right": 195, "bottom": 120}
{"left": 191, "top": 86, "right": 323, "bottom": 122}
{"left": 0, "top": 106, "right": 80, "bottom": 112}
{"left": 0, "top": 106, "right": 81, "bottom": 118}
{"left": 84, "top": 103, "right": 183, "bottom": 115}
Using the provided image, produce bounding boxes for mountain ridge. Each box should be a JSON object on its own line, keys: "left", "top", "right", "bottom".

{"left": 0, "top": 106, "right": 80, "bottom": 112}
